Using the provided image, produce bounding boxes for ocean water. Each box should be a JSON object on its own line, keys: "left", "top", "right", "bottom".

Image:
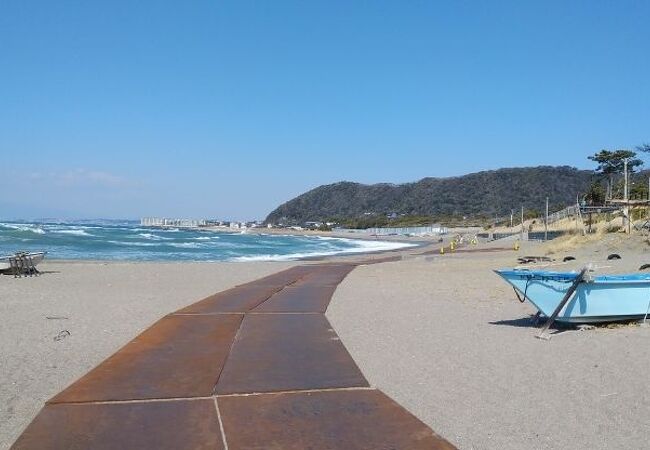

{"left": 0, "top": 220, "right": 415, "bottom": 262}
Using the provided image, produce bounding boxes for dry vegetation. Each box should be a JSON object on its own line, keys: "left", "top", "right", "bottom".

{"left": 542, "top": 215, "right": 650, "bottom": 256}
{"left": 544, "top": 231, "right": 608, "bottom": 255}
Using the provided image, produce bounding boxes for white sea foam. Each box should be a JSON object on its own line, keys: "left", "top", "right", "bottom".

{"left": 207, "top": 241, "right": 248, "bottom": 249}
{"left": 0, "top": 223, "right": 24, "bottom": 229}
{"left": 0, "top": 221, "right": 416, "bottom": 262}
{"left": 0, "top": 223, "right": 46, "bottom": 234}
{"left": 107, "top": 240, "right": 160, "bottom": 247}
{"left": 169, "top": 242, "right": 205, "bottom": 249}
{"left": 137, "top": 233, "right": 172, "bottom": 240}
{"left": 231, "top": 238, "right": 416, "bottom": 262}
{"left": 53, "top": 229, "right": 93, "bottom": 237}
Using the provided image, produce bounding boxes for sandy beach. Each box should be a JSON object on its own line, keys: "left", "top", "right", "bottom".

{"left": 0, "top": 261, "right": 295, "bottom": 449}
{"left": 328, "top": 242, "right": 650, "bottom": 449}
{"left": 3, "top": 236, "right": 650, "bottom": 449}
{"left": 4, "top": 1, "right": 647, "bottom": 447}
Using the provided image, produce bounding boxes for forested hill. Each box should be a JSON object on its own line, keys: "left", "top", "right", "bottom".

{"left": 265, "top": 166, "right": 596, "bottom": 224}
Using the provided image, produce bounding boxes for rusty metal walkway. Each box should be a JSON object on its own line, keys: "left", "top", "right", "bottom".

{"left": 12, "top": 262, "right": 455, "bottom": 449}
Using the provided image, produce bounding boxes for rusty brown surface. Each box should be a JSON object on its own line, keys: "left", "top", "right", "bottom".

{"left": 293, "top": 264, "right": 356, "bottom": 287}
{"left": 244, "top": 265, "right": 317, "bottom": 287}
{"left": 218, "top": 389, "right": 456, "bottom": 450}
{"left": 253, "top": 284, "right": 337, "bottom": 313}
{"left": 248, "top": 264, "right": 357, "bottom": 288}
{"left": 215, "top": 314, "right": 368, "bottom": 394}
{"left": 176, "top": 284, "right": 282, "bottom": 314}
{"left": 13, "top": 261, "right": 458, "bottom": 449}
{"left": 12, "top": 399, "right": 223, "bottom": 450}
{"left": 49, "top": 314, "right": 242, "bottom": 403}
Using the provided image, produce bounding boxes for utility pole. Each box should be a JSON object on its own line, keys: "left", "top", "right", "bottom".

{"left": 575, "top": 194, "right": 579, "bottom": 232}
{"left": 623, "top": 158, "right": 631, "bottom": 234}
{"left": 520, "top": 205, "right": 524, "bottom": 240}
{"left": 545, "top": 197, "right": 549, "bottom": 241}
{"left": 510, "top": 209, "right": 513, "bottom": 228}
{"left": 623, "top": 158, "right": 627, "bottom": 201}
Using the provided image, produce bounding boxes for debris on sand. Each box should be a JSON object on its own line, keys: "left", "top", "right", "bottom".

{"left": 53, "top": 330, "right": 70, "bottom": 341}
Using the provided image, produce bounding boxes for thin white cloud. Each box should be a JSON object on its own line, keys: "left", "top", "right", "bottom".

{"left": 13, "top": 169, "right": 136, "bottom": 188}
{"left": 55, "top": 169, "right": 131, "bottom": 187}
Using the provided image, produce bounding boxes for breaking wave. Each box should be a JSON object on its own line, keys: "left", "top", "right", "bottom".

{"left": 231, "top": 238, "right": 415, "bottom": 262}
{"left": 0, "top": 223, "right": 46, "bottom": 234}
{"left": 137, "top": 233, "right": 172, "bottom": 240}
{"left": 0, "top": 221, "right": 418, "bottom": 262}
{"left": 53, "top": 229, "right": 93, "bottom": 237}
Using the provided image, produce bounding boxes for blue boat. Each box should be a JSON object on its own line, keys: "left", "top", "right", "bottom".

{"left": 495, "top": 269, "right": 650, "bottom": 324}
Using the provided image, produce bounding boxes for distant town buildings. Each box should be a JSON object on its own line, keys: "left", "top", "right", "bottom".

{"left": 140, "top": 217, "right": 264, "bottom": 230}
{"left": 367, "top": 225, "right": 448, "bottom": 236}
{"left": 140, "top": 217, "right": 445, "bottom": 236}
{"left": 140, "top": 217, "right": 206, "bottom": 227}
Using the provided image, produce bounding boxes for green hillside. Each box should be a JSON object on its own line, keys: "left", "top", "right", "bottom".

{"left": 265, "top": 166, "right": 598, "bottom": 225}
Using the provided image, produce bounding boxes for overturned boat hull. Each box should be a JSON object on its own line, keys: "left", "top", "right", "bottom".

{"left": 495, "top": 269, "right": 650, "bottom": 323}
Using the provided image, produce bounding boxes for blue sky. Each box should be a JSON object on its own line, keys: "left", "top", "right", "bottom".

{"left": 1, "top": 1, "right": 648, "bottom": 220}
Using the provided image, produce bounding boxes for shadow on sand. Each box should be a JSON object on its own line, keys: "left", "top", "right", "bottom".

{"left": 489, "top": 316, "right": 540, "bottom": 328}
{"left": 1, "top": 270, "right": 60, "bottom": 277}
{"left": 489, "top": 315, "right": 576, "bottom": 336}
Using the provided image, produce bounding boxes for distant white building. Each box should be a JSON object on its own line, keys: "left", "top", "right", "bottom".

{"left": 141, "top": 217, "right": 206, "bottom": 228}
{"left": 368, "top": 225, "right": 448, "bottom": 236}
